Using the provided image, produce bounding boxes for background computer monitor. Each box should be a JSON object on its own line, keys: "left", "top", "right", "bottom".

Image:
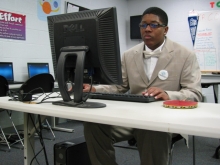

{"left": 0, "top": 62, "right": 14, "bottom": 81}
{"left": 130, "top": 15, "right": 142, "bottom": 39}
{"left": 27, "top": 63, "right": 50, "bottom": 78}
{"left": 47, "top": 7, "right": 122, "bottom": 108}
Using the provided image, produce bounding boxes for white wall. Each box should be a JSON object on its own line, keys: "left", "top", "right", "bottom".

{"left": 127, "top": 0, "right": 220, "bottom": 103}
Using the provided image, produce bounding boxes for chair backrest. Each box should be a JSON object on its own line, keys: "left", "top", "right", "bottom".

{"left": 19, "top": 73, "right": 54, "bottom": 94}
{"left": 0, "top": 75, "right": 9, "bottom": 97}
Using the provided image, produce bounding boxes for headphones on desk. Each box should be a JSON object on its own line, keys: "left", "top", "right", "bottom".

{"left": 8, "top": 89, "right": 33, "bottom": 102}
{"left": 8, "top": 90, "right": 20, "bottom": 101}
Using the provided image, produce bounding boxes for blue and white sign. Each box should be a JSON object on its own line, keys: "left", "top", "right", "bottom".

{"left": 188, "top": 16, "right": 199, "bottom": 46}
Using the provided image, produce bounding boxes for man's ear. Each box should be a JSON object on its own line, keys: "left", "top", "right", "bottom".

{"left": 164, "top": 26, "right": 169, "bottom": 35}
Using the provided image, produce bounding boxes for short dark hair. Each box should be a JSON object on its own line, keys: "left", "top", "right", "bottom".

{"left": 142, "top": 7, "right": 168, "bottom": 26}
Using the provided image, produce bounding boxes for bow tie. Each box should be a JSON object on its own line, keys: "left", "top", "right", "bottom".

{"left": 143, "top": 50, "right": 161, "bottom": 59}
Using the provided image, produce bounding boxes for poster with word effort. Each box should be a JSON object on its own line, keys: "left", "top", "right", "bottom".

{"left": 193, "top": 10, "right": 220, "bottom": 71}
{"left": 0, "top": 10, "right": 26, "bottom": 40}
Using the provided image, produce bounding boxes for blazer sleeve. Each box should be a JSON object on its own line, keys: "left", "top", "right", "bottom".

{"left": 166, "top": 52, "right": 203, "bottom": 102}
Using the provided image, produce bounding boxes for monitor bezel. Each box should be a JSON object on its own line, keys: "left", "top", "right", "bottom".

{"left": 27, "top": 62, "right": 50, "bottom": 78}
{"left": 130, "top": 15, "right": 142, "bottom": 39}
{"left": 47, "top": 7, "right": 122, "bottom": 108}
{"left": 0, "top": 62, "right": 14, "bottom": 81}
{"left": 47, "top": 7, "right": 122, "bottom": 85}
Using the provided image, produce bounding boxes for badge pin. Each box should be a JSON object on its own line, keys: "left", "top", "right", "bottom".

{"left": 158, "top": 70, "right": 168, "bottom": 80}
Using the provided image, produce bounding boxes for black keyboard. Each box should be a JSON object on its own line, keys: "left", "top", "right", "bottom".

{"left": 84, "top": 92, "right": 156, "bottom": 103}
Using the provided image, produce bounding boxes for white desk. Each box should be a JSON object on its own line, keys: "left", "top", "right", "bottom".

{"left": 8, "top": 84, "right": 74, "bottom": 133}
{"left": 0, "top": 96, "right": 220, "bottom": 164}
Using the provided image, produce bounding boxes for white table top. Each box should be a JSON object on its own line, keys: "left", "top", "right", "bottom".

{"left": 0, "top": 96, "right": 220, "bottom": 139}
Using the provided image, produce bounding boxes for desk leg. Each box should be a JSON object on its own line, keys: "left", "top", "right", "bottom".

{"left": 213, "top": 144, "right": 220, "bottom": 159}
{"left": 50, "top": 117, "right": 74, "bottom": 133}
{"left": 213, "top": 84, "right": 219, "bottom": 103}
{"left": 193, "top": 136, "right": 195, "bottom": 165}
{"left": 213, "top": 84, "right": 220, "bottom": 159}
{"left": 24, "top": 113, "right": 36, "bottom": 165}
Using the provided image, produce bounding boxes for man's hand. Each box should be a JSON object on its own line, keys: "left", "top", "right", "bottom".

{"left": 83, "top": 84, "right": 96, "bottom": 93}
{"left": 142, "top": 87, "right": 169, "bottom": 100}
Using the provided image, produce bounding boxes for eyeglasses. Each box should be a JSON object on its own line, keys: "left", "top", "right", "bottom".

{"left": 139, "top": 23, "right": 166, "bottom": 29}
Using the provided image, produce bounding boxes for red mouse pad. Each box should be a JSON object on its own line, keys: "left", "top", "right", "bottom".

{"left": 163, "top": 100, "right": 198, "bottom": 109}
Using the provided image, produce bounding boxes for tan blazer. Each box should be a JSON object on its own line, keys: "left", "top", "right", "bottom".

{"left": 96, "top": 37, "right": 203, "bottom": 102}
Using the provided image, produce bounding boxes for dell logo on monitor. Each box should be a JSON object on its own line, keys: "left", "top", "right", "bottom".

{"left": 63, "top": 24, "right": 84, "bottom": 33}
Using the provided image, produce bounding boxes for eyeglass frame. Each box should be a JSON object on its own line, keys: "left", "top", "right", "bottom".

{"left": 139, "top": 23, "right": 167, "bottom": 29}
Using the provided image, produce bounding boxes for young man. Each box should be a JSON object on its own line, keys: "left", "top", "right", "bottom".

{"left": 83, "top": 7, "right": 202, "bottom": 165}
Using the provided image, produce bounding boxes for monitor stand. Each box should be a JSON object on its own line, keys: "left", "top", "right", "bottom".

{"left": 53, "top": 46, "right": 106, "bottom": 108}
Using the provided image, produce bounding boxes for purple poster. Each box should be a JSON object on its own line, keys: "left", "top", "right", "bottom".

{"left": 0, "top": 10, "right": 26, "bottom": 40}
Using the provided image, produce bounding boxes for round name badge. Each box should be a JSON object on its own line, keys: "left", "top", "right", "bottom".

{"left": 158, "top": 70, "right": 168, "bottom": 80}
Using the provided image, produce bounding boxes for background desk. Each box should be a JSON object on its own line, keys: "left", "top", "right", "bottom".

{"left": 201, "top": 74, "right": 220, "bottom": 159}
{"left": 0, "top": 96, "right": 220, "bottom": 164}
{"left": 201, "top": 74, "right": 220, "bottom": 103}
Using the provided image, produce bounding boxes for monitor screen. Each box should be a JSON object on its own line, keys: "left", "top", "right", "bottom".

{"left": 130, "top": 15, "right": 142, "bottom": 39}
{"left": 0, "top": 62, "right": 14, "bottom": 81}
{"left": 27, "top": 63, "right": 49, "bottom": 78}
{"left": 47, "top": 7, "right": 122, "bottom": 108}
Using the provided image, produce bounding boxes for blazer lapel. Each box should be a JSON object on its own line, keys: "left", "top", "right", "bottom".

{"left": 134, "top": 43, "right": 149, "bottom": 85}
{"left": 147, "top": 38, "right": 174, "bottom": 88}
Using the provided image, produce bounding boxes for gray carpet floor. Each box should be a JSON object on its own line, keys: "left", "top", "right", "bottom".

{"left": 0, "top": 120, "right": 220, "bottom": 165}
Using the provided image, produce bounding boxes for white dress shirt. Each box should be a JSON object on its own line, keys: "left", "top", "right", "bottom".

{"left": 143, "top": 39, "right": 166, "bottom": 80}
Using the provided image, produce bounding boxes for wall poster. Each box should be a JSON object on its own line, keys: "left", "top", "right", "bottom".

{"left": 37, "top": 0, "right": 61, "bottom": 21}
{"left": 189, "top": 10, "right": 220, "bottom": 71}
{"left": 0, "top": 10, "right": 26, "bottom": 40}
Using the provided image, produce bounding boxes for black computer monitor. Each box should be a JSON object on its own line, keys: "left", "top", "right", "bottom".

{"left": 130, "top": 15, "right": 142, "bottom": 39}
{"left": 47, "top": 7, "right": 122, "bottom": 108}
{"left": 27, "top": 63, "right": 50, "bottom": 78}
{"left": 0, "top": 62, "right": 14, "bottom": 81}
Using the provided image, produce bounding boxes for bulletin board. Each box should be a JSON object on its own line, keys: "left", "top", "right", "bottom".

{"left": 193, "top": 10, "right": 220, "bottom": 72}
{"left": 65, "top": 2, "right": 89, "bottom": 13}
